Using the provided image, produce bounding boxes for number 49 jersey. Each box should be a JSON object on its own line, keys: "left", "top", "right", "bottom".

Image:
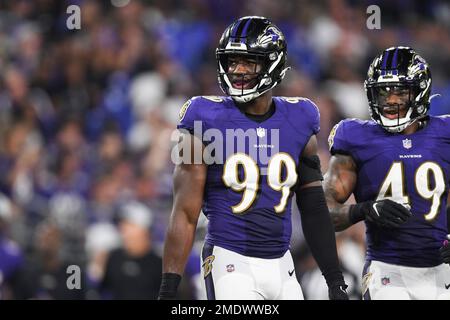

{"left": 329, "top": 116, "right": 450, "bottom": 267}
{"left": 178, "top": 96, "right": 320, "bottom": 259}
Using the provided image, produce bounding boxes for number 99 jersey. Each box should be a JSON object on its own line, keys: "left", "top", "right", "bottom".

{"left": 177, "top": 96, "right": 320, "bottom": 259}
{"left": 329, "top": 116, "right": 450, "bottom": 267}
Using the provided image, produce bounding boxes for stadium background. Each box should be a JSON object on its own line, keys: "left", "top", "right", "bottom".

{"left": 0, "top": 0, "right": 449, "bottom": 299}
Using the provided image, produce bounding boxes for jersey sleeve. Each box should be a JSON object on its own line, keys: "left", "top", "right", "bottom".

{"left": 436, "top": 115, "right": 450, "bottom": 166}
{"left": 328, "top": 120, "right": 351, "bottom": 155}
{"left": 437, "top": 115, "right": 450, "bottom": 137}
{"left": 177, "top": 97, "right": 200, "bottom": 133}
{"left": 302, "top": 98, "right": 320, "bottom": 135}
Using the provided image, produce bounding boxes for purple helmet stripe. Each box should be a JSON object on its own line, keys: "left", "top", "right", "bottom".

{"left": 239, "top": 18, "right": 253, "bottom": 43}
{"left": 231, "top": 19, "right": 243, "bottom": 39}
{"left": 392, "top": 48, "right": 399, "bottom": 68}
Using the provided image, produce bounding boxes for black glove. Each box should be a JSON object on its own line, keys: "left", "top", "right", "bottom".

{"left": 158, "top": 273, "right": 181, "bottom": 300}
{"left": 328, "top": 284, "right": 349, "bottom": 300}
{"left": 439, "top": 235, "right": 450, "bottom": 264}
{"left": 349, "top": 199, "right": 412, "bottom": 228}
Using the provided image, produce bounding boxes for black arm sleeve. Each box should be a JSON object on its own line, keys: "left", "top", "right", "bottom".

{"left": 296, "top": 186, "right": 345, "bottom": 287}
{"left": 297, "top": 155, "right": 323, "bottom": 186}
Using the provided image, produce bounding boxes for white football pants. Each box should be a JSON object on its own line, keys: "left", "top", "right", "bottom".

{"left": 200, "top": 244, "right": 304, "bottom": 300}
{"left": 362, "top": 260, "right": 450, "bottom": 300}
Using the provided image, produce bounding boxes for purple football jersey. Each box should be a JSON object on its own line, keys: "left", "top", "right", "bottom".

{"left": 177, "top": 96, "right": 320, "bottom": 258}
{"left": 330, "top": 116, "right": 450, "bottom": 267}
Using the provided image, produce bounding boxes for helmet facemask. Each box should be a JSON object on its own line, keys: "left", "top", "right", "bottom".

{"left": 364, "top": 47, "right": 432, "bottom": 133}
{"left": 217, "top": 50, "right": 287, "bottom": 103}
{"left": 367, "top": 83, "right": 425, "bottom": 133}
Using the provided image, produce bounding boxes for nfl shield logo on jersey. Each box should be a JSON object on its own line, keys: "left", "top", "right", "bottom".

{"left": 256, "top": 127, "right": 266, "bottom": 138}
{"left": 226, "top": 264, "right": 235, "bottom": 273}
{"left": 381, "top": 277, "right": 390, "bottom": 285}
{"left": 402, "top": 138, "right": 412, "bottom": 149}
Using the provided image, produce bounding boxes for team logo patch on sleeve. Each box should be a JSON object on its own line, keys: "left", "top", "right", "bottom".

{"left": 179, "top": 100, "right": 192, "bottom": 121}
{"left": 328, "top": 123, "right": 339, "bottom": 150}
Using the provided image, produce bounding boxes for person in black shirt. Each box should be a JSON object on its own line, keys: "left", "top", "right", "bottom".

{"left": 101, "top": 202, "right": 162, "bottom": 300}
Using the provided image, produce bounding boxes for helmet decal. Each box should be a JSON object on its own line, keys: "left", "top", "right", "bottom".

{"left": 255, "top": 26, "right": 284, "bottom": 48}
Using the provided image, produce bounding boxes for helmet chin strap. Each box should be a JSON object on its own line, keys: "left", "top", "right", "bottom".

{"left": 233, "top": 92, "right": 259, "bottom": 103}
{"left": 230, "top": 66, "right": 290, "bottom": 103}
{"left": 386, "top": 118, "right": 416, "bottom": 133}
{"left": 231, "top": 78, "right": 277, "bottom": 103}
{"left": 378, "top": 106, "right": 414, "bottom": 133}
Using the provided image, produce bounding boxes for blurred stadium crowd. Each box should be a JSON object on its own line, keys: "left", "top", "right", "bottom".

{"left": 0, "top": 0, "right": 449, "bottom": 299}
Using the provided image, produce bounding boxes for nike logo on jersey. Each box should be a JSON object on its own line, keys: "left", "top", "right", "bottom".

{"left": 288, "top": 269, "right": 295, "bottom": 277}
{"left": 372, "top": 202, "right": 380, "bottom": 217}
{"left": 445, "top": 283, "right": 450, "bottom": 290}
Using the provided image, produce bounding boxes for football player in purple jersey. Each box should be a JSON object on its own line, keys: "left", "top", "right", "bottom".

{"left": 158, "top": 16, "right": 348, "bottom": 300}
{"left": 325, "top": 46, "right": 450, "bottom": 300}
